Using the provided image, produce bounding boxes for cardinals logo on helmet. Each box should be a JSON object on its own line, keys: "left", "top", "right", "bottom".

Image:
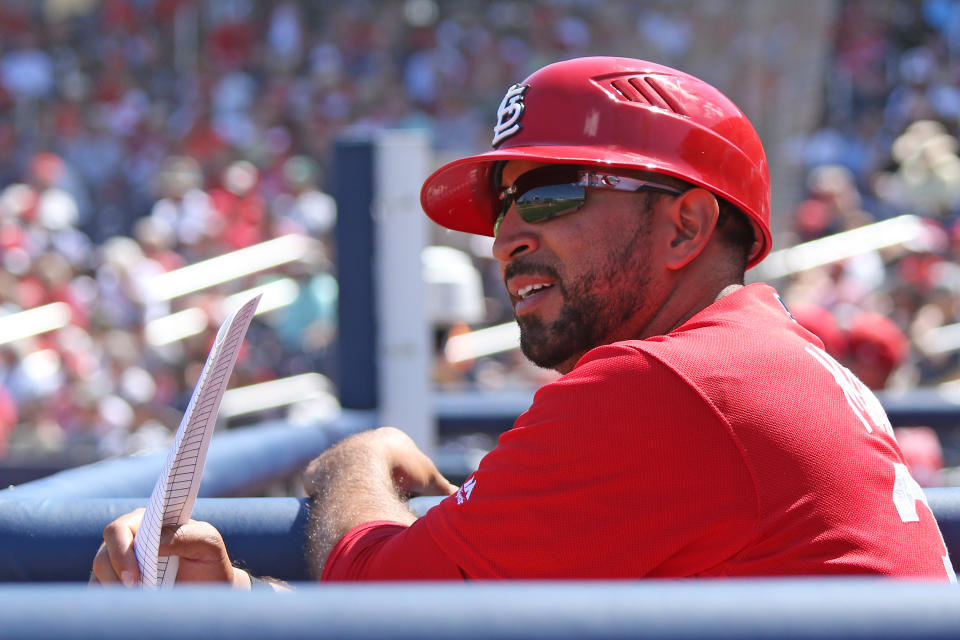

{"left": 492, "top": 83, "right": 529, "bottom": 147}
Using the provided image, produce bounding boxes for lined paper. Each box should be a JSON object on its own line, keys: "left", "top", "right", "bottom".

{"left": 133, "top": 295, "right": 260, "bottom": 589}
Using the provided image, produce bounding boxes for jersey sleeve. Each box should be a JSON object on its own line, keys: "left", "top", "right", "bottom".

{"left": 419, "top": 343, "right": 761, "bottom": 579}
{"left": 321, "top": 519, "right": 464, "bottom": 581}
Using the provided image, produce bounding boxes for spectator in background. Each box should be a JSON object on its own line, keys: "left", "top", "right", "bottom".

{"left": 0, "top": 31, "right": 54, "bottom": 103}
{"left": 788, "top": 301, "right": 848, "bottom": 361}
{"left": 895, "top": 425, "right": 945, "bottom": 487}
{"left": 209, "top": 160, "right": 267, "bottom": 250}
{"left": 846, "top": 311, "right": 910, "bottom": 390}
{"left": 0, "top": 153, "right": 87, "bottom": 261}
{"left": 269, "top": 155, "right": 336, "bottom": 238}
{"left": 874, "top": 120, "right": 960, "bottom": 221}
{"left": 787, "top": 302, "right": 910, "bottom": 391}
{"left": 148, "top": 155, "right": 218, "bottom": 260}
{"left": 132, "top": 216, "right": 184, "bottom": 273}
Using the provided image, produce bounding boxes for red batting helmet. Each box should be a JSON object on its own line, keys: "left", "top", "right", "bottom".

{"left": 420, "top": 56, "right": 772, "bottom": 268}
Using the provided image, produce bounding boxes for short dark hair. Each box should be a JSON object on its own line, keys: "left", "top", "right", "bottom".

{"left": 714, "top": 197, "right": 754, "bottom": 272}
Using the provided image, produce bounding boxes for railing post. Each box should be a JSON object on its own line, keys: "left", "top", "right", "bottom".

{"left": 333, "top": 131, "right": 435, "bottom": 454}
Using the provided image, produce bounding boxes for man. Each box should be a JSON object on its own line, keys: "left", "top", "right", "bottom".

{"left": 92, "top": 57, "right": 955, "bottom": 585}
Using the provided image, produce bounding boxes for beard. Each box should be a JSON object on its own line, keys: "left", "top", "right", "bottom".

{"left": 510, "top": 222, "right": 654, "bottom": 371}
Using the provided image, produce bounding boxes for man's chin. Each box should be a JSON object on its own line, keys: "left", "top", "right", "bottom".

{"left": 516, "top": 305, "right": 595, "bottom": 373}
{"left": 519, "top": 331, "right": 573, "bottom": 372}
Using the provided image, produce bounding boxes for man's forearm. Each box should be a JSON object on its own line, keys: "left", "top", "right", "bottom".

{"left": 303, "top": 430, "right": 418, "bottom": 579}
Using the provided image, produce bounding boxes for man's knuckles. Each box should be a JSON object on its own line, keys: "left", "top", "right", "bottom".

{"left": 159, "top": 521, "right": 227, "bottom": 558}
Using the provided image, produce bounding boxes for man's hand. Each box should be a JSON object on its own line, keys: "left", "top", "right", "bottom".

{"left": 303, "top": 427, "right": 457, "bottom": 578}
{"left": 90, "top": 508, "right": 252, "bottom": 589}
{"left": 303, "top": 426, "right": 457, "bottom": 499}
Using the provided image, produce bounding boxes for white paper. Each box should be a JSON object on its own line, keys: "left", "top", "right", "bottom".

{"left": 133, "top": 295, "right": 261, "bottom": 589}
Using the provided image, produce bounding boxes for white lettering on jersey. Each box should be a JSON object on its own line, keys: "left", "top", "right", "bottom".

{"left": 456, "top": 476, "right": 477, "bottom": 505}
{"left": 892, "top": 463, "right": 958, "bottom": 583}
{"left": 804, "top": 345, "right": 893, "bottom": 437}
{"left": 892, "top": 462, "right": 927, "bottom": 523}
{"left": 804, "top": 345, "right": 955, "bottom": 582}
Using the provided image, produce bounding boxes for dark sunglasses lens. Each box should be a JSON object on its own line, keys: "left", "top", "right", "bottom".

{"left": 515, "top": 183, "right": 585, "bottom": 223}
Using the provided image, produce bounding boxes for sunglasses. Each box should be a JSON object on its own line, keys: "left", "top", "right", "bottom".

{"left": 494, "top": 165, "right": 684, "bottom": 235}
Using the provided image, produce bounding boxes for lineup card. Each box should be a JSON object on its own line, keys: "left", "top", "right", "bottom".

{"left": 133, "top": 294, "right": 261, "bottom": 589}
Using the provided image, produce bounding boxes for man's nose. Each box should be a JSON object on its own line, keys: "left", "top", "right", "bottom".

{"left": 492, "top": 209, "right": 540, "bottom": 263}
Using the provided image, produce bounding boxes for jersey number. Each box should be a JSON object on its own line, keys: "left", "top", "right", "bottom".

{"left": 807, "top": 345, "right": 957, "bottom": 583}
{"left": 893, "top": 462, "right": 957, "bottom": 583}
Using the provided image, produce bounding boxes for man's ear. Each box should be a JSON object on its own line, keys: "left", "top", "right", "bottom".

{"left": 663, "top": 188, "right": 719, "bottom": 270}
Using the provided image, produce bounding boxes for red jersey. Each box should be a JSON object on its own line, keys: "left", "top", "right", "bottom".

{"left": 323, "top": 284, "right": 955, "bottom": 582}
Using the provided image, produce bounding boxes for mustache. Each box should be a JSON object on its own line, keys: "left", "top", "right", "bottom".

{"left": 503, "top": 259, "right": 561, "bottom": 283}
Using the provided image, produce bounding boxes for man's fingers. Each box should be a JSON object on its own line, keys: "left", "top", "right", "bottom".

{"left": 101, "top": 508, "right": 144, "bottom": 587}
{"left": 156, "top": 520, "right": 234, "bottom": 583}
{"left": 441, "top": 480, "right": 459, "bottom": 496}
{"left": 415, "top": 455, "right": 459, "bottom": 497}
{"left": 425, "top": 472, "right": 458, "bottom": 497}
{"left": 91, "top": 544, "right": 120, "bottom": 585}
{"left": 158, "top": 520, "right": 226, "bottom": 559}
{"left": 93, "top": 512, "right": 235, "bottom": 586}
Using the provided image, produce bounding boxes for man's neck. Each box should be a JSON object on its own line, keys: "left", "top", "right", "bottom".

{"left": 647, "top": 277, "right": 744, "bottom": 340}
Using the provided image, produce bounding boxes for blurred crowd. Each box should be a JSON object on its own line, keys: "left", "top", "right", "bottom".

{"left": 765, "top": 0, "right": 960, "bottom": 485}
{"left": 777, "top": 1, "right": 960, "bottom": 394}
{"left": 0, "top": 1, "right": 353, "bottom": 461}
{"left": 0, "top": 0, "right": 959, "bottom": 485}
{"left": 0, "top": 147, "right": 339, "bottom": 462}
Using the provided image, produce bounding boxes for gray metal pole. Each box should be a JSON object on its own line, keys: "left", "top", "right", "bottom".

{"left": 373, "top": 130, "right": 434, "bottom": 455}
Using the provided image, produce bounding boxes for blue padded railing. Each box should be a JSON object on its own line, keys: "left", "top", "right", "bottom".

{"left": 2, "top": 411, "right": 376, "bottom": 500}
{"left": 0, "top": 580, "right": 958, "bottom": 639}
{"left": 2, "top": 491, "right": 959, "bottom": 582}
{"left": 433, "top": 389, "right": 960, "bottom": 435}
{"left": 0, "top": 497, "right": 311, "bottom": 582}
{"left": 7, "top": 389, "right": 959, "bottom": 501}
{"left": 929, "top": 488, "right": 960, "bottom": 570}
